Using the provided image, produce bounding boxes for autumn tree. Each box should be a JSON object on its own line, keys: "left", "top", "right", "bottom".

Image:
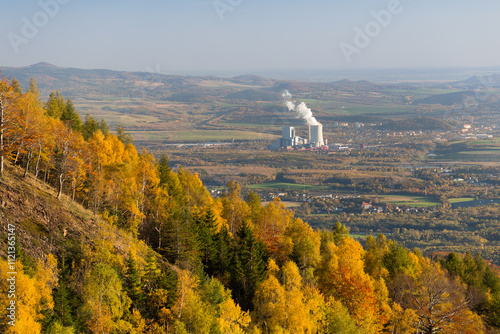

{"left": 317, "top": 237, "right": 390, "bottom": 333}
{"left": 0, "top": 256, "right": 57, "bottom": 334}
{"left": 254, "top": 198, "right": 294, "bottom": 261}
{"left": 284, "top": 217, "right": 321, "bottom": 280}
{"left": 252, "top": 260, "right": 286, "bottom": 332}
{"left": 27, "top": 77, "right": 39, "bottom": 98}
{"left": 169, "top": 269, "right": 216, "bottom": 333}
{"left": 81, "top": 263, "right": 133, "bottom": 334}
{"left": 0, "top": 79, "right": 15, "bottom": 177}
{"left": 14, "top": 90, "right": 47, "bottom": 177}
{"left": 221, "top": 181, "right": 250, "bottom": 235}
{"left": 51, "top": 120, "right": 87, "bottom": 199}
{"left": 392, "top": 259, "right": 485, "bottom": 334}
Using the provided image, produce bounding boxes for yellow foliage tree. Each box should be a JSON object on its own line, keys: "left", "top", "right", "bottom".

{"left": 253, "top": 260, "right": 322, "bottom": 333}
{"left": 392, "top": 258, "right": 485, "bottom": 334}
{"left": 81, "top": 263, "right": 132, "bottom": 334}
{"left": 255, "top": 198, "right": 294, "bottom": 261}
{"left": 170, "top": 269, "right": 216, "bottom": 333}
{"left": 317, "top": 237, "right": 389, "bottom": 333}
{"left": 252, "top": 260, "right": 286, "bottom": 333}
{"left": 221, "top": 181, "right": 250, "bottom": 235}
{"left": 284, "top": 218, "right": 321, "bottom": 279}
{"left": 0, "top": 257, "right": 56, "bottom": 334}
{"left": 217, "top": 288, "right": 251, "bottom": 334}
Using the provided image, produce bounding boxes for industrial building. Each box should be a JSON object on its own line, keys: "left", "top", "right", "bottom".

{"left": 269, "top": 125, "right": 326, "bottom": 150}
{"left": 309, "top": 124, "right": 325, "bottom": 147}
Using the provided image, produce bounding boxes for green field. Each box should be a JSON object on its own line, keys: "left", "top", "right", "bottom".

{"left": 248, "top": 182, "right": 329, "bottom": 191}
{"left": 340, "top": 105, "right": 413, "bottom": 115}
{"left": 449, "top": 197, "right": 475, "bottom": 204}
{"left": 130, "top": 130, "right": 277, "bottom": 142}
{"left": 371, "top": 194, "right": 440, "bottom": 207}
{"left": 431, "top": 138, "right": 500, "bottom": 162}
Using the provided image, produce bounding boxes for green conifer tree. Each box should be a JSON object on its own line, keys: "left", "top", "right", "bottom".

{"left": 81, "top": 114, "right": 100, "bottom": 140}
{"left": 229, "top": 221, "right": 268, "bottom": 311}
{"left": 28, "top": 77, "right": 40, "bottom": 98}
{"left": 125, "top": 252, "right": 143, "bottom": 310}
{"left": 11, "top": 77, "right": 22, "bottom": 93}
{"left": 116, "top": 124, "right": 133, "bottom": 145}
{"left": 60, "top": 98, "right": 82, "bottom": 131}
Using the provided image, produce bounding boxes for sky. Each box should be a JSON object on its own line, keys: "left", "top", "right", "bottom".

{"left": 1, "top": 0, "right": 500, "bottom": 75}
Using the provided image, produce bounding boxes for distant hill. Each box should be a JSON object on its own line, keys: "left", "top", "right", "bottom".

{"left": 413, "top": 91, "right": 478, "bottom": 106}
{"left": 381, "top": 117, "right": 453, "bottom": 131}
{"left": 0, "top": 63, "right": 223, "bottom": 100}
{"left": 230, "top": 74, "right": 274, "bottom": 86}
{"left": 453, "top": 74, "right": 500, "bottom": 89}
{"left": 225, "top": 88, "right": 279, "bottom": 101}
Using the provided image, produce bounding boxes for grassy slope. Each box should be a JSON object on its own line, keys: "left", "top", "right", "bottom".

{"left": 0, "top": 164, "right": 152, "bottom": 264}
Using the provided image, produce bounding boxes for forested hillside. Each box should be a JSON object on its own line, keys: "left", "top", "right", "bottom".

{"left": 1, "top": 77, "right": 500, "bottom": 333}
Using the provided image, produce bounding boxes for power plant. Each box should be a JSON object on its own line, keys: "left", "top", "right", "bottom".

{"left": 270, "top": 90, "right": 326, "bottom": 150}
{"left": 309, "top": 124, "right": 324, "bottom": 147}
{"left": 270, "top": 125, "right": 326, "bottom": 150}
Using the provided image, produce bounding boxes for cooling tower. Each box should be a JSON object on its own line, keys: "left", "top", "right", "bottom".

{"left": 282, "top": 126, "right": 295, "bottom": 140}
{"left": 309, "top": 124, "right": 324, "bottom": 147}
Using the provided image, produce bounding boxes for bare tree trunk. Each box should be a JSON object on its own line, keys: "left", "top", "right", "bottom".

{"left": 72, "top": 178, "right": 76, "bottom": 201}
{"left": 34, "top": 145, "right": 42, "bottom": 181}
{"left": 23, "top": 150, "right": 32, "bottom": 177}
{"left": 14, "top": 149, "right": 21, "bottom": 165}
{"left": 57, "top": 173, "right": 64, "bottom": 199}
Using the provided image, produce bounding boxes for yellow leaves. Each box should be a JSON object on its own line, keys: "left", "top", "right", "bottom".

{"left": 317, "top": 237, "right": 388, "bottom": 333}
{"left": 253, "top": 272, "right": 286, "bottom": 332}
{"left": 386, "top": 303, "right": 418, "bottom": 334}
{"left": 392, "top": 258, "right": 485, "bottom": 334}
{"left": 128, "top": 308, "right": 147, "bottom": 334}
{"left": 211, "top": 199, "right": 229, "bottom": 232}
{"left": 34, "top": 254, "right": 58, "bottom": 310}
{"left": 149, "top": 289, "right": 169, "bottom": 310}
{"left": 284, "top": 218, "right": 321, "bottom": 272}
{"left": 82, "top": 264, "right": 131, "bottom": 334}
{"left": 267, "top": 258, "right": 281, "bottom": 276}
{"left": 0, "top": 258, "right": 55, "bottom": 334}
{"left": 170, "top": 269, "right": 214, "bottom": 333}
{"left": 254, "top": 198, "right": 294, "bottom": 261}
{"left": 177, "top": 167, "right": 213, "bottom": 213}
{"left": 221, "top": 181, "right": 251, "bottom": 235}
{"left": 253, "top": 260, "right": 322, "bottom": 333}
{"left": 217, "top": 297, "right": 251, "bottom": 334}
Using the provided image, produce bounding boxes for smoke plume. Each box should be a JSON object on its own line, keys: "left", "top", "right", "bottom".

{"left": 281, "top": 90, "right": 320, "bottom": 126}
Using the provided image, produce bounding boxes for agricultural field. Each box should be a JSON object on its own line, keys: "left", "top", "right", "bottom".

{"left": 431, "top": 139, "right": 500, "bottom": 162}
{"left": 248, "top": 181, "right": 329, "bottom": 191}
{"left": 369, "top": 194, "right": 440, "bottom": 207}
{"left": 449, "top": 197, "right": 475, "bottom": 204}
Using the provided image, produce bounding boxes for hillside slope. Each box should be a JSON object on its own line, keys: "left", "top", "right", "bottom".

{"left": 0, "top": 164, "right": 149, "bottom": 262}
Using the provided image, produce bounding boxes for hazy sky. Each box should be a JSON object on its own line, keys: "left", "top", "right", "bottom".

{"left": 1, "top": 0, "right": 500, "bottom": 74}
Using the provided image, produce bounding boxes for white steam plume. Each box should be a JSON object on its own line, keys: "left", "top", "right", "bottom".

{"left": 281, "top": 90, "right": 321, "bottom": 126}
